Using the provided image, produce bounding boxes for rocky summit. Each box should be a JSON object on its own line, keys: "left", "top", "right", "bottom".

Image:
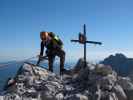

{"left": 0, "top": 59, "right": 133, "bottom": 100}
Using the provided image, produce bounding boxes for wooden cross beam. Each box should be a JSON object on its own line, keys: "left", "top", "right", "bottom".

{"left": 71, "top": 24, "right": 102, "bottom": 68}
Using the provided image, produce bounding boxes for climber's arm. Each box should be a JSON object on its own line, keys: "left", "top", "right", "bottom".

{"left": 37, "top": 41, "right": 45, "bottom": 66}
{"left": 40, "top": 41, "right": 45, "bottom": 56}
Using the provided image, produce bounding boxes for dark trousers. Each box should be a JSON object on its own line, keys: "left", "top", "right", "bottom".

{"left": 47, "top": 48, "right": 65, "bottom": 74}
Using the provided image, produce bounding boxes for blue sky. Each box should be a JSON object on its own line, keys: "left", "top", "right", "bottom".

{"left": 0, "top": 0, "right": 133, "bottom": 62}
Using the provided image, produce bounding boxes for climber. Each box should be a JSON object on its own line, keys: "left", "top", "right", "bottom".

{"left": 37, "top": 31, "right": 66, "bottom": 75}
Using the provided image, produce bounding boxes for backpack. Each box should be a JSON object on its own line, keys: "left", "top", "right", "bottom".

{"left": 48, "top": 32, "right": 63, "bottom": 48}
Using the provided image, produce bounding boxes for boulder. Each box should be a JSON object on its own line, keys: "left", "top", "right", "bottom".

{"left": 112, "top": 84, "right": 127, "bottom": 100}
{"left": 95, "top": 64, "right": 113, "bottom": 76}
{"left": 117, "top": 77, "right": 133, "bottom": 90}
{"left": 117, "top": 77, "right": 133, "bottom": 100}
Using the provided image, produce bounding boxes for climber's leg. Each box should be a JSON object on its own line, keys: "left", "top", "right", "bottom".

{"left": 56, "top": 49, "right": 65, "bottom": 75}
{"left": 48, "top": 54, "right": 55, "bottom": 72}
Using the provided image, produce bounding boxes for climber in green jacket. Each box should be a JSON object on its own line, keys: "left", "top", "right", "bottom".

{"left": 37, "top": 31, "right": 66, "bottom": 75}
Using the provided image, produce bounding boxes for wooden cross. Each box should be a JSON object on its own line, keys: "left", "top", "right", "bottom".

{"left": 71, "top": 24, "right": 102, "bottom": 68}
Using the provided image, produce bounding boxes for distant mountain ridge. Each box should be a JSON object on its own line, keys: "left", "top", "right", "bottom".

{"left": 101, "top": 53, "right": 133, "bottom": 76}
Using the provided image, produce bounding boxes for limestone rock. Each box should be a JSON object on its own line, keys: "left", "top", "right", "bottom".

{"left": 1, "top": 59, "right": 133, "bottom": 100}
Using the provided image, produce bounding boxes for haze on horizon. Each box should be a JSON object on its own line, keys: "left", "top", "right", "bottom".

{"left": 0, "top": 0, "right": 133, "bottom": 62}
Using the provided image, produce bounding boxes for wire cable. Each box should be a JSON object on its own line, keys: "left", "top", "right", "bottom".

{"left": 0, "top": 56, "right": 37, "bottom": 68}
